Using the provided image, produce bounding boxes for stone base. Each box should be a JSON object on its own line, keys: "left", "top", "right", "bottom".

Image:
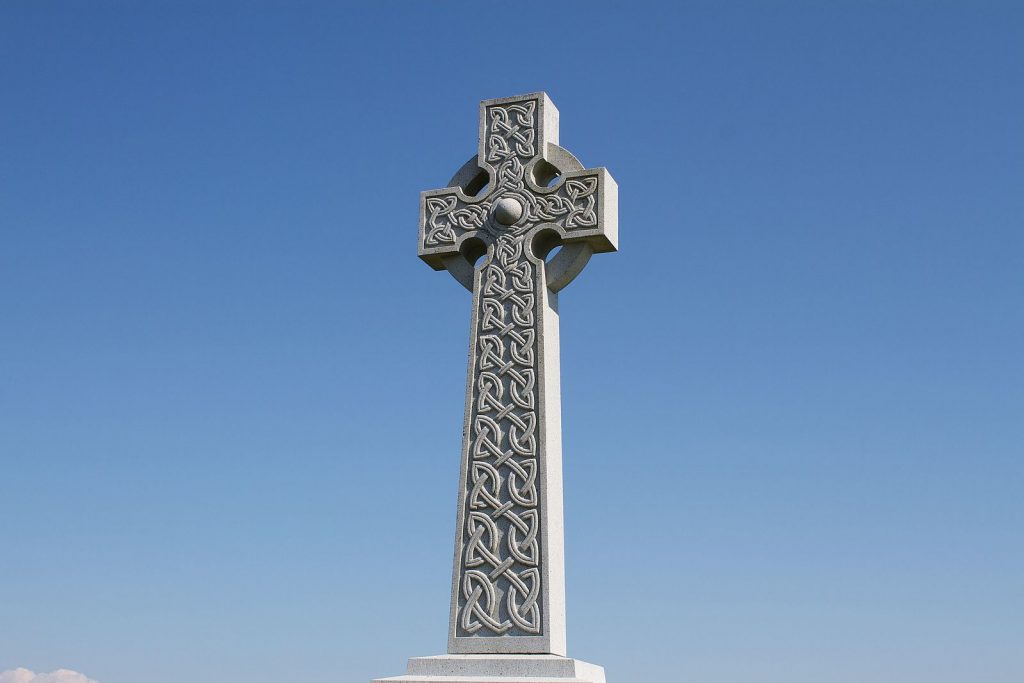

{"left": 373, "top": 655, "right": 606, "bottom": 683}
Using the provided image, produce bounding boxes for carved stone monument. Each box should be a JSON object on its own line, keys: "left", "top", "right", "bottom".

{"left": 374, "top": 93, "right": 617, "bottom": 683}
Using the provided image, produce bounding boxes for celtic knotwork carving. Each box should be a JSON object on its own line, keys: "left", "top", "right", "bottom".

{"left": 487, "top": 102, "right": 536, "bottom": 161}
{"left": 506, "top": 567, "right": 540, "bottom": 632}
{"left": 528, "top": 176, "right": 599, "bottom": 230}
{"left": 465, "top": 509, "right": 501, "bottom": 567}
{"left": 425, "top": 195, "right": 490, "bottom": 246}
{"left": 472, "top": 414, "right": 504, "bottom": 461}
{"left": 497, "top": 156, "right": 526, "bottom": 188}
{"left": 506, "top": 462, "right": 537, "bottom": 508}
{"left": 458, "top": 228, "right": 543, "bottom": 637}
{"left": 462, "top": 569, "right": 509, "bottom": 634}
{"left": 506, "top": 411, "right": 536, "bottom": 457}
{"left": 563, "top": 178, "right": 599, "bottom": 228}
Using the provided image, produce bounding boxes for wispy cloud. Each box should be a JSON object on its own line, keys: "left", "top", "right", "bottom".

{"left": 0, "top": 670, "right": 98, "bottom": 683}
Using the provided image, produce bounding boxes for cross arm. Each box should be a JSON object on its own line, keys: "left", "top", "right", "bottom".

{"left": 418, "top": 185, "right": 491, "bottom": 271}
{"left": 529, "top": 166, "right": 618, "bottom": 254}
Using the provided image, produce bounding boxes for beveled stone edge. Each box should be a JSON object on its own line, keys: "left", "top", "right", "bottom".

{"left": 406, "top": 654, "right": 603, "bottom": 679}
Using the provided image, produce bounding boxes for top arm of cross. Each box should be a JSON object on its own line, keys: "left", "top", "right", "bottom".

{"left": 418, "top": 93, "right": 617, "bottom": 292}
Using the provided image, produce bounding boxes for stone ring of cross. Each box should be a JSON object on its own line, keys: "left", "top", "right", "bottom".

{"left": 419, "top": 92, "right": 618, "bottom": 294}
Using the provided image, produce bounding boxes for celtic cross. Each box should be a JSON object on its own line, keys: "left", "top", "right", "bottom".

{"left": 419, "top": 93, "right": 617, "bottom": 656}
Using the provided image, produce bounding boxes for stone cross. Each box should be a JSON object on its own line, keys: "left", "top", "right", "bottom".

{"left": 418, "top": 92, "right": 618, "bottom": 657}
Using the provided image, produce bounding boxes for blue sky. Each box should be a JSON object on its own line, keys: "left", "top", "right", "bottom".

{"left": 1, "top": 3, "right": 1022, "bottom": 683}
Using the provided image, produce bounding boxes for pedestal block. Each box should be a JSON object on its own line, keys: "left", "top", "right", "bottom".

{"left": 373, "top": 655, "right": 605, "bottom": 683}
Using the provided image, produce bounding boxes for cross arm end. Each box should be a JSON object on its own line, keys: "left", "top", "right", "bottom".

{"left": 534, "top": 167, "right": 618, "bottom": 254}
{"left": 419, "top": 186, "right": 490, "bottom": 271}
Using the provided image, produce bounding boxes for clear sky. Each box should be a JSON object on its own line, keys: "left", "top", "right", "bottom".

{"left": 2, "top": 3, "right": 1022, "bottom": 683}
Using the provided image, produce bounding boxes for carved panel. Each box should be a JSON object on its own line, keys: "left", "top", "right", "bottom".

{"left": 458, "top": 234, "right": 542, "bottom": 636}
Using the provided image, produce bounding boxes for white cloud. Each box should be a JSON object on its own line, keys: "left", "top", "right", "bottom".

{"left": 0, "top": 670, "right": 98, "bottom": 683}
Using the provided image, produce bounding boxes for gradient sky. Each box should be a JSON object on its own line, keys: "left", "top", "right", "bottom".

{"left": 2, "top": 3, "right": 1022, "bottom": 683}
